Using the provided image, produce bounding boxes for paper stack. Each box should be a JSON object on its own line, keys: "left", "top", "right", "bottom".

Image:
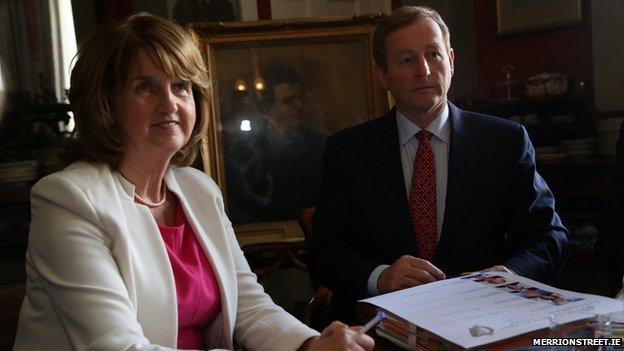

{"left": 360, "top": 272, "right": 622, "bottom": 350}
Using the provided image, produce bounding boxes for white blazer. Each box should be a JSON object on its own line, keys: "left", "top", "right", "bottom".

{"left": 13, "top": 162, "right": 318, "bottom": 351}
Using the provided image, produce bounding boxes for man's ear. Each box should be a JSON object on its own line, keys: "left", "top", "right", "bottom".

{"left": 376, "top": 66, "right": 389, "bottom": 90}
{"left": 448, "top": 48, "right": 455, "bottom": 76}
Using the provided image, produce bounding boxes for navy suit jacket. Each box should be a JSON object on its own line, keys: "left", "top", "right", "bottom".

{"left": 309, "top": 103, "right": 570, "bottom": 319}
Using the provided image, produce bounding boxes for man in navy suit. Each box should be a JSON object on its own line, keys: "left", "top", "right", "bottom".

{"left": 308, "top": 6, "right": 569, "bottom": 324}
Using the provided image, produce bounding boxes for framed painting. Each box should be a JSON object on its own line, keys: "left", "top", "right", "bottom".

{"left": 496, "top": 0, "right": 584, "bottom": 35}
{"left": 166, "top": 0, "right": 240, "bottom": 23}
{"left": 190, "top": 15, "right": 387, "bottom": 245}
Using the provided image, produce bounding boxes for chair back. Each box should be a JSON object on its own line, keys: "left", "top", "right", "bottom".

{"left": 0, "top": 282, "right": 25, "bottom": 350}
{"left": 297, "top": 206, "right": 316, "bottom": 242}
{"left": 297, "top": 207, "right": 335, "bottom": 329}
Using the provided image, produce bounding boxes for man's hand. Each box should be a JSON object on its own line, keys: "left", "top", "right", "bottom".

{"left": 461, "top": 265, "right": 516, "bottom": 276}
{"left": 300, "top": 321, "right": 374, "bottom": 351}
{"left": 377, "top": 255, "right": 446, "bottom": 294}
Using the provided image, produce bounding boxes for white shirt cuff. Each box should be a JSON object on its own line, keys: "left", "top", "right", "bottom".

{"left": 367, "top": 264, "right": 390, "bottom": 296}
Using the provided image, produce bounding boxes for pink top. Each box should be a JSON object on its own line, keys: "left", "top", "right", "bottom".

{"left": 158, "top": 204, "right": 222, "bottom": 350}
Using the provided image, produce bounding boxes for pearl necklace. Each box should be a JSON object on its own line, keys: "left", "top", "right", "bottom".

{"left": 134, "top": 182, "right": 167, "bottom": 208}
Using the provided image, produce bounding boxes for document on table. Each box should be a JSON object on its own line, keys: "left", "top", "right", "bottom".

{"left": 361, "top": 272, "right": 622, "bottom": 349}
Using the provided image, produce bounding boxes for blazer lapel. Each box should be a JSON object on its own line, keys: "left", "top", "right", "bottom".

{"left": 114, "top": 174, "right": 179, "bottom": 348}
{"left": 165, "top": 170, "right": 235, "bottom": 349}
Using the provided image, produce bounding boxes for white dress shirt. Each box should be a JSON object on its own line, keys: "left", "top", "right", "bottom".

{"left": 367, "top": 104, "right": 451, "bottom": 295}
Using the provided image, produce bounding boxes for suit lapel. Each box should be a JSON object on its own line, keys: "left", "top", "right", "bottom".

{"left": 371, "top": 109, "right": 417, "bottom": 252}
{"left": 437, "top": 103, "right": 481, "bottom": 256}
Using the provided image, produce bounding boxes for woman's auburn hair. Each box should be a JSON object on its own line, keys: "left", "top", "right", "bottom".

{"left": 65, "top": 12, "right": 210, "bottom": 168}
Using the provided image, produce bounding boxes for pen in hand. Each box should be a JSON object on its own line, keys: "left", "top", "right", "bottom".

{"left": 359, "top": 310, "right": 386, "bottom": 334}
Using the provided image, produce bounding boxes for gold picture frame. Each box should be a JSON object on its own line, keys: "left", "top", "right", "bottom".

{"left": 190, "top": 15, "right": 387, "bottom": 246}
{"left": 496, "top": 0, "right": 584, "bottom": 35}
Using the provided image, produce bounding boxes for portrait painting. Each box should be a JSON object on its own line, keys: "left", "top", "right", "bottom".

{"left": 191, "top": 16, "right": 387, "bottom": 242}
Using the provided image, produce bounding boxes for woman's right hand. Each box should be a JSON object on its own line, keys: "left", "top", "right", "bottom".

{"left": 302, "top": 321, "right": 374, "bottom": 351}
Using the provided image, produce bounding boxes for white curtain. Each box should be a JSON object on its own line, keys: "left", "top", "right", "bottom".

{"left": 49, "top": 0, "right": 77, "bottom": 103}
{"left": 0, "top": 0, "right": 77, "bottom": 104}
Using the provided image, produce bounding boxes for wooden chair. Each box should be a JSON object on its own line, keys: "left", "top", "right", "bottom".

{"left": 0, "top": 282, "right": 25, "bottom": 350}
{"left": 297, "top": 207, "right": 334, "bottom": 329}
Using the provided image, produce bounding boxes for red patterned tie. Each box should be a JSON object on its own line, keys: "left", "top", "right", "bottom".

{"left": 409, "top": 130, "right": 437, "bottom": 261}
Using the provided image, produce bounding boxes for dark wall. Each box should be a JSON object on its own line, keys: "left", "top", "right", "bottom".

{"left": 402, "top": 0, "right": 478, "bottom": 102}
{"left": 70, "top": 0, "right": 135, "bottom": 45}
{"left": 473, "top": 0, "right": 592, "bottom": 98}
{"left": 592, "top": 0, "right": 624, "bottom": 112}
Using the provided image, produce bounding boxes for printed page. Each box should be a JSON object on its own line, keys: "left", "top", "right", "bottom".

{"left": 361, "top": 272, "right": 622, "bottom": 349}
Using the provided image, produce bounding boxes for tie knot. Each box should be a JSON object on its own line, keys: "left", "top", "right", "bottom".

{"left": 416, "top": 130, "right": 433, "bottom": 142}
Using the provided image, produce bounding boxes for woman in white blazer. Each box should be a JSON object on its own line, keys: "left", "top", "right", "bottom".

{"left": 12, "top": 13, "right": 373, "bottom": 351}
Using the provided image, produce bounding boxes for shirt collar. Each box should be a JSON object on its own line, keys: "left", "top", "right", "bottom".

{"left": 396, "top": 104, "right": 450, "bottom": 146}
